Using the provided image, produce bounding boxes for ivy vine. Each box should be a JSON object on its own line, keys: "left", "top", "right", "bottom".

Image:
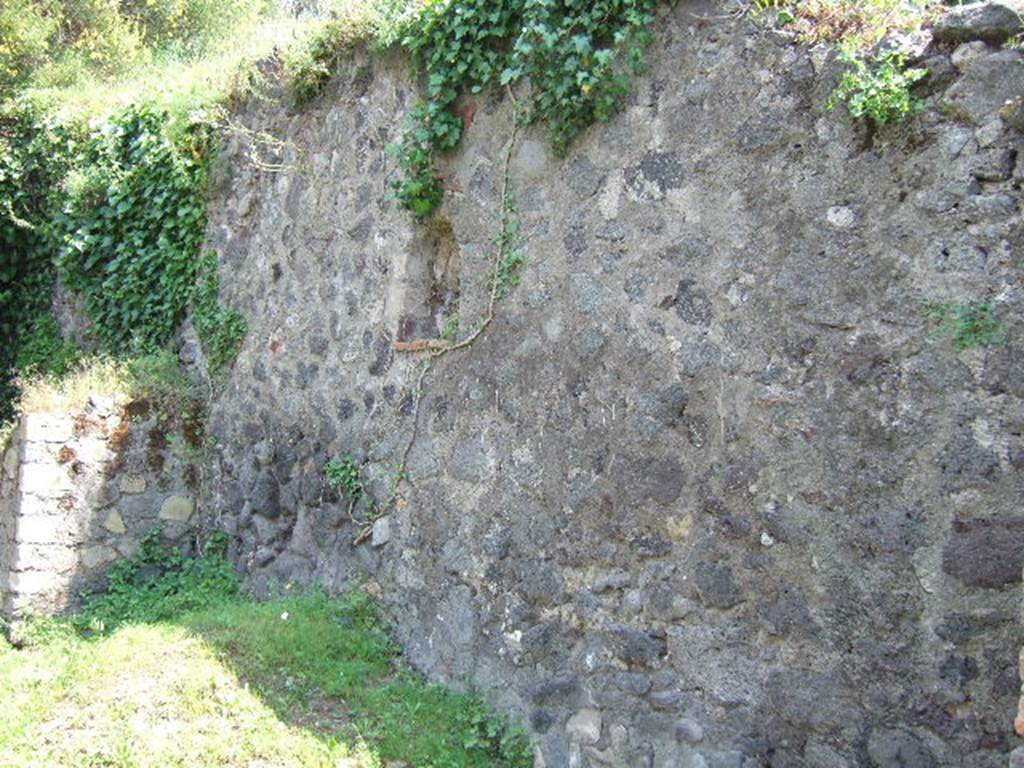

{"left": 0, "top": 104, "right": 77, "bottom": 419}
{"left": 0, "top": 1, "right": 663, "bottom": 422}
{"left": 192, "top": 251, "right": 247, "bottom": 379}
{"left": 56, "top": 104, "right": 212, "bottom": 352}
{"left": 392, "top": 0, "right": 660, "bottom": 216}
{"left": 0, "top": 101, "right": 245, "bottom": 421}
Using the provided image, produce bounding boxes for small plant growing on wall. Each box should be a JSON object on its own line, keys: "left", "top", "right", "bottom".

{"left": 926, "top": 301, "right": 1006, "bottom": 351}
{"left": 828, "top": 49, "right": 927, "bottom": 126}
{"left": 440, "top": 313, "right": 460, "bottom": 343}
{"left": 325, "top": 454, "right": 364, "bottom": 503}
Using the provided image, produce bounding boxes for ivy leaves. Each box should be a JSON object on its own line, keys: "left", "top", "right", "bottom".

{"left": 0, "top": 94, "right": 242, "bottom": 423}
{"left": 56, "top": 104, "right": 211, "bottom": 353}
{"left": 0, "top": 104, "right": 77, "bottom": 420}
{"left": 506, "top": 0, "right": 656, "bottom": 155}
{"left": 192, "top": 250, "right": 247, "bottom": 379}
{"left": 391, "top": 0, "right": 659, "bottom": 216}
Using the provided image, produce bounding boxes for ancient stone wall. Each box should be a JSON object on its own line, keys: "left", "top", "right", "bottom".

{"left": 0, "top": 401, "right": 200, "bottom": 627}
{"left": 202, "top": 5, "right": 1023, "bottom": 766}
{"left": 0, "top": 425, "right": 20, "bottom": 619}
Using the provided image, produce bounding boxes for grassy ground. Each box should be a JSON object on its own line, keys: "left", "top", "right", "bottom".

{"left": 0, "top": 591, "right": 531, "bottom": 768}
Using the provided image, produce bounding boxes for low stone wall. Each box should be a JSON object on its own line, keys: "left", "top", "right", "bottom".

{"left": 0, "top": 399, "right": 200, "bottom": 626}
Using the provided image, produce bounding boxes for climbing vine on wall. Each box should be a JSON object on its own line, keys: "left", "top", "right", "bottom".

{"left": 56, "top": 104, "right": 212, "bottom": 352}
{"left": 373, "top": 0, "right": 664, "bottom": 523}
{"left": 392, "top": 0, "right": 660, "bottom": 216}
{"left": 192, "top": 251, "right": 247, "bottom": 379}
{"left": 0, "top": 100, "right": 240, "bottom": 422}
{"left": 0, "top": 104, "right": 78, "bottom": 420}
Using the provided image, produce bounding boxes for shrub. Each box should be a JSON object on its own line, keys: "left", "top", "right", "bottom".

{"left": 286, "top": 20, "right": 352, "bottom": 106}
{"left": 0, "top": 0, "right": 60, "bottom": 93}
{"left": 122, "top": 0, "right": 268, "bottom": 58}
{"left": 283, "top": 4, "right": 382, "bottom": 106}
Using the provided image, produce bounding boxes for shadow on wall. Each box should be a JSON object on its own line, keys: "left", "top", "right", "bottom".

{"left": 0, "top": 398, "right": 202, "bottom": 634}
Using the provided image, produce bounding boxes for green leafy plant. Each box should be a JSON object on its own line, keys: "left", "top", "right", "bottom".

{"left": 325, "top": 454, "right": 364, "bottom": 502}
{"left": 192, "top": 251, "right": 246, "bottom": 379}
{"left": 0, "top": 3, "right": 317, "bottom": 424}
{"left": 56, "top": 103, "right": 212, "bottom": 352}
{"left": 78, "top": 529, "right": 239, "bottom": 633}
{"left": 493, "top": 193, "right": 525, "bottom": 297}
{"left": 12, "top": 314, "right": 80, "bottom": 378}
{"left": 390, "top": 0, "right": 659, "bottom": 216}
{"left": 1, "top": 101, "right": 242, "bottom": 421}
{"left": 828, "top": 49, "right": 927, "bottom": 125}
{"left": 456, "top": 692, "right": 534, "bottom": 765}
{"left": 0, "top": 103, "right": 75, "bottom": 421}
{"left": 502, "top": 0, "right": 657, "bottom": 155}
{"left": 389, "top": 100, "right": 459, "bottom": 215}
{"left": 926, "top": 301, "right": 1006, "bottom": 351}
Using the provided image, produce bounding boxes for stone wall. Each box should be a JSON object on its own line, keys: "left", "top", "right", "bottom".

{"left": 0, "top": 425, "right": 19, "bottom": 619}
{"left": 0, "top": 400, "right": 200, "bottom": 627}
{"left": 201, "top": 5, "right": 1023, "bottom": 767}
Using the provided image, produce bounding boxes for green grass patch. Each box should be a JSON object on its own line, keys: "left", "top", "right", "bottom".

{"left": 16, "top": 350, "right": 200, "bottom": 419}
{"left": 77, "top": 530, "right": 240, "bottom": 633}
{"left": 1, "top": 540, "right": 532, "bottom": 768}
{"left": 1, "top": 0, "right": 300, "bottom": 120}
